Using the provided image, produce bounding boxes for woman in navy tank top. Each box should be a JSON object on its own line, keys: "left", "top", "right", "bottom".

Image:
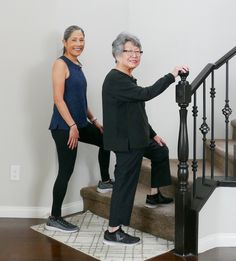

{"left": 46, "top": 25, "right": 113, "bottom": 233}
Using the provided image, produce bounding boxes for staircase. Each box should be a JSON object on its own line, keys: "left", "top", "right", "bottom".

{"left": 80, "top": 119, "right": 236, "bottom": 242}
{"left": 81, "top": 159, "right": 178, "bottom": 241}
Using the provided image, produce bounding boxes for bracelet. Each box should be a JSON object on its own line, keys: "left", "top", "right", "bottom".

{"left": 91, "top": 117, "right": 97, "bottom": 124}
{"left": 69, "top": 123, "right": 76, "bottom": 128}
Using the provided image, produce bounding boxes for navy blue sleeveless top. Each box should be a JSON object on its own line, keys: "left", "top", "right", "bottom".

{"left": 49, "top": 56, "right": 88, "bottom": 130}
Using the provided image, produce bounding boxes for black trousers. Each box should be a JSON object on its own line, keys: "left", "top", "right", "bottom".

{"left": 51, "top": 122, "right": 110, "bottom": 217}
{"left": 109, "top": 139, "right": 171, "bottom": 227}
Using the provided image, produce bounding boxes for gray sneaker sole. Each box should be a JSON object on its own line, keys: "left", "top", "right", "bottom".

{"left": 45, "top": 224, "right": 79, "bottom": 233}
{"left": 96, "top": 187, "right": 113, "bottom": 193}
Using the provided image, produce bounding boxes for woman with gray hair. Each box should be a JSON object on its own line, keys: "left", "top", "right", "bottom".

{"left": 102, "top": 32, "right": 189, "bottom": 245}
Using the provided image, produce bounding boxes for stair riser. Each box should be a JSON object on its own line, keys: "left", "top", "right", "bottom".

{"left": 139, "top": 160, "right": 179, "bottom": 198}
{"left": 231, "top": 119, "right": 236, "bottom": 140}
{"left": 82, "top": 196, "right": 174, "bottom": 241}
{"left": 83, "top": 197, "right": 110, "bottom": 221}
{"left": 130, "top": 207, "right": 174, "bottom": 241}
{"left": 233, "top": 130, "right": 236, "bottom": 141}
{"left": 139, "top": 171, "right": 177, "bottom": 198}
{"left": 206, "top": 147, "right": 235, "bottom": 176}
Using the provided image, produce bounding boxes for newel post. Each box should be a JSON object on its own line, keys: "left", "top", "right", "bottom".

{"left": 174, "top": 72, "right": 194, "bottom": 255}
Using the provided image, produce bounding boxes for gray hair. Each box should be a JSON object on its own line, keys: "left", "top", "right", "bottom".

{"left": 63, "top": 25, "right": 85, "bottom": 54}
{"left": 112, "top": 32, "right": 142, "bottom": 60}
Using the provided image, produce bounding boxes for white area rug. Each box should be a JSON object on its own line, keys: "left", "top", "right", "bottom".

{"left": 31, "top": 211, "right": 174, "bottom": 261}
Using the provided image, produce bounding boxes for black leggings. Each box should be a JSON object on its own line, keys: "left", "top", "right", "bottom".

{"left": 51, "top": 123, "right": 110, "bottom": 217}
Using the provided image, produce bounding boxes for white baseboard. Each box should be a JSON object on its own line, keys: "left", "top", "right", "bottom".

{"left": 61, "top": 201, "right": 84, "bottom": 217}
{"left": 198, "top": 233, "right": 236, "bottom": 253}
{"left": 0, "top": 200, "right": 84, "bottom": 218}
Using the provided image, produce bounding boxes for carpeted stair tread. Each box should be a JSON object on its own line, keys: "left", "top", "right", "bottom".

{"left": 81, "top": 183, "right": 174, "bottom": 213}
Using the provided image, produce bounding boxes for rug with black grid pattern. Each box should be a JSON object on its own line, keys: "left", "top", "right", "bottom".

{"left": 31, "top": 211, "right": 174, "bottom": 261}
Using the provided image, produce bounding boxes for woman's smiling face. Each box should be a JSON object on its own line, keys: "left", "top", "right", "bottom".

{"left": 63, "top": 30, "right": 85, "bottom": 57}
{"left": 116, "top": 41, "right": 142, "bottom": 71}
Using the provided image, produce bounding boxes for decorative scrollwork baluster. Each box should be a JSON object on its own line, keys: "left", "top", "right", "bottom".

{"left": 192, "top": 92, "right": 198, "bottom": 195}
{"left": 222, "top": 61, "right": 232, "bottom": 177}
{"left": 199, "top": 81, "right": 210, "bottom": 181}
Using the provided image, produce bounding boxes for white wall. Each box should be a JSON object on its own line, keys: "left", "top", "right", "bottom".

{"left": 128, "top": 0, "right": 236, "bottom": 157}
{"left": 0, "top": 0, "right": 128, "bottom": 217}
{"left": 0, "top": 0, "right": 236, "bottom": 217}
{"left": 199, "top": 187, "right": 236, "bottom": 253}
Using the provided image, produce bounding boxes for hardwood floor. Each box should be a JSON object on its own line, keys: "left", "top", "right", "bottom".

{"left": 0, "top": 218, "right": 98, "bottom": 261}
{"left": 0, "top": 217, "right": 236, "bottom": 261}
{"left": 147, "top": 248, "right": 236, "bottom": 261}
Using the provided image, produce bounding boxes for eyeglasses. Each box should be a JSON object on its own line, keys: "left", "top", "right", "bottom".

{"left": 123, "top": 50, "right": 143, "bottom": 56}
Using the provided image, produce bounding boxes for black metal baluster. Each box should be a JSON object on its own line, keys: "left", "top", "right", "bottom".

{"left": 222, "top": 61, "right": 232, "bottom": 178}
{"left": 192, "top": 92, "right": 198, "bottom": 196}
{"left": 234, "top": 144, "right": 236, "bottom": 176}
{"left": 199, "top": 81, "right": 210, "bottom": 182}
{"left": 210, "top": 71, "right": 216, "bottom": 179}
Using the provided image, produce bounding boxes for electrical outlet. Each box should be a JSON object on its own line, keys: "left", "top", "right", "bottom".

{"left": 10, "top": 165, "right": 20, "bottom": 181}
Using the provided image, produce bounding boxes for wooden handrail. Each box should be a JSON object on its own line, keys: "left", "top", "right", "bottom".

{"left": 215, "top": 46, "right": 236, "bottom": 69}
{"left": 191, "top": 63, "right": 215, "bottom": 94}
{"left": 190, "top": 46, "right": 236, "bottom": 95}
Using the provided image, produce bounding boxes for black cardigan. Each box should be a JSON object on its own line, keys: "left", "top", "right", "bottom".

{"left": 102, "top": 69, "right": 175, "bottom": 151}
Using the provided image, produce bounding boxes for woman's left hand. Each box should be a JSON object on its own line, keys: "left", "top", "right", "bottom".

{"left": 153, "top": 135, "right": 166, "bottom": 146}
{"left": 94, "top": 120, "right": 104, "bottom": 134}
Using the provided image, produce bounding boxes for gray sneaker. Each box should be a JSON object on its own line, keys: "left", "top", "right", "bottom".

{"left": 97, "top": 179, "right": 114, "bottom": 193}
{"left": 45, "top": 216, "right": 79, "bottom": 233}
